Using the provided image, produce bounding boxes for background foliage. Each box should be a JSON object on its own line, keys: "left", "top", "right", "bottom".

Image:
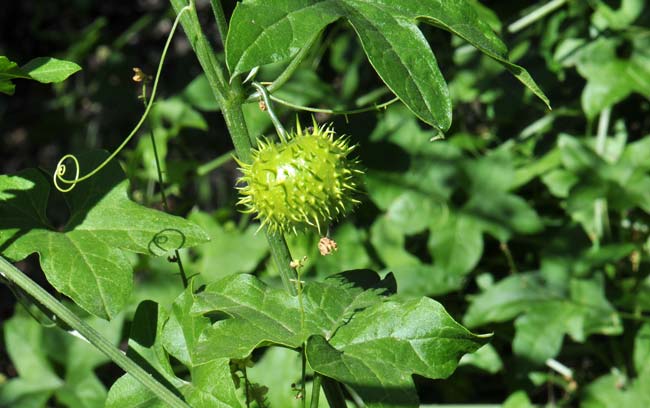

{"left": 2, "top": 0, "right": 650, "bottom": 406}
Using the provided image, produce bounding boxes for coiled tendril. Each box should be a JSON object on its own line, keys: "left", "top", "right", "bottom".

{"left": 52, "top": 4, "right": 191, "bottom": 192}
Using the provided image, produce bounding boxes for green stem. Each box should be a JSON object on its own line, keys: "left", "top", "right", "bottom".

{"left": 508, "top": 0, "right": 568, "bottom": 33}
{"left": 209, "top": 0, "right": 229, "bottom": 44}
{"left": 594, "top": 106, "right": 612, "bottom": 243}
{"left": 264, "top": 228, "right": 298, "bottom": 296}
{"left": 169, "top": 0, "right": 298, "bottom": 296}
{"left": 310, "top": 374, "right": 322, "bottom": 408}
{"left": 196, "top": 149, "right": 234, "bottom": 176}
{"left": 149, "top": 128, "right": 189, "bottom": 288}
{"left": 268, "top": 94, "right": 399, "bottom": 115}
{"left": 252, "top": 81, "right": 288, "bottom": 141}
{"left": 0, "top": 257, "right": 191, "bottom": 408}
{"left": 301, "top": 349, "right": 307, "bottom": 408}
{"left": 170, "top": 0, "right": 228, "bottom": 103}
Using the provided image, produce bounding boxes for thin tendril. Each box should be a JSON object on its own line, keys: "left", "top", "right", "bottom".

{"left": 269, "top": 94, "right": 399, "bottom": 116}
{"left": 251, "top": 81, "right": 288, "bottom": 142}
{"left": 53, "top": 5, "right": 191, "bottom": 192}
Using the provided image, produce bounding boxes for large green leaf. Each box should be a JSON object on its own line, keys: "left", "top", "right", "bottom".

{"left": 226, "top": 0, "right": 548, "bottom": 131}
{"left": 191, "top": 269, "right": 395, "bottom": 363}
{"left": 306, "top": 297, "right": 487, "bottom": 407}
{"left": 225, "top": 0, "right": 341, "bottom": 78}
{"left": 0, "top": 152, "right": 209, "bottom": 319}
{"left": 342, "top": 0, "right": 451, "bottom": 130}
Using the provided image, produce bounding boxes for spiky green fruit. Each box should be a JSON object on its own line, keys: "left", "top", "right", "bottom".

{"left": 237, "top": 121, "right": 363, "bottom": 234}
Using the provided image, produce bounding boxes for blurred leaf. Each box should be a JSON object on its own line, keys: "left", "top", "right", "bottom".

{"left": 464, "top": 273, "right": 559, "bottom": 328}
{"left": 592, "top": 0, "right": 645, "bottom": 30}
{"left": 463, "top": 192, "right": 543, "bottom": 241}
{"left": 186, "top": 211, "right": 268, "bottom": 283}
{"left": 0, "top": 308, "right": 122, "bottom": 408}
{"left": 573, "top": 35, "right": 650, "bottom": 118}
{"left": 182, "top": 74, "right": 220, "bottom": 111}
{"left": 503, "top": 390, "right": 533, "bottom": 408}
{"left": 428, "top": 213, "right": 483, "bottom": 276}
{"left": 459, "top": 343, "right": 503, "bottom": 374}
{"left": 468, "top": 273, "right": 620, "bottom": 363}
{"left": 634, "top": 323, "right": 650, "bottom": 377}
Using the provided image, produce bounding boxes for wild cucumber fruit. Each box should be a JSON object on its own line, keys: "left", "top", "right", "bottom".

{"left": 237, "top": 120, "right": 363, "bottom": 234}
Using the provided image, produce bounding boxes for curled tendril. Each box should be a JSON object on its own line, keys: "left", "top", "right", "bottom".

{"left": 53, "top": 154, "right": 80, "bottom": 192}
{"left": 52, "top": 4, "right": 191, "bottom": 193}
{"left": 147, "top": 228, "right": 186, "bottom": 256}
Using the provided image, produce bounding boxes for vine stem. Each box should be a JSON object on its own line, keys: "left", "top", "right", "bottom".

{"left": 209, "top": 0, "right": 229, "bottom": 44}
{"left": 309, "top": 374, "right": 322, "bottom": 408}
{"left": 267, "top": 94, "right": 399, "bottom": 116}
{"left": 53, "top": 5, "right": 191, "bottom": 191}
{"left": 139, "top": 82, "right": 189, "bottom": 288}
{"left": 594, "top": 106, "right": 612, "bottom": 243}
{"left": 0, "top": 256, "right": 191, "bottom": 408}
{"left": 169, "top": 0, "right": 297, "bottom": 296}
{"left": 196, "top": 149, "right": 234, "bottom": 176}
{"left": 252, "top": 81, "right": 288, "bottom": 141}
{"left": 508, "top": 0, "right": 568, "bottom": 33}
{"left": 171, "top": 4, "right": 350, "bottom": 407}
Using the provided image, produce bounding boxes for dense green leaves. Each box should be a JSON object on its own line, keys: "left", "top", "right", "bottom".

{"left": 0, "top": 308, "right": 123, "bottom": 408}
{"left": 0, "top": 152, "right": 208, "bottom": 319}
{"left": 0, "top": 56, "right": 81, "bottom": 95}
{"left": 465, "top": 273, "right": 621, "bottom": 363}
{"left": 191, "top": 270, "right": 484, "bottom": 406}
{"left": 558, "top": 32, "right": 650, "bottom": 118}
{"left": 226, "top": 0, "right": 549, "bottom": 131}
{"left": 107, "top": 300, "right": 245, "bottom": 408}
{"left": 191, "top": 269, "right": 395, "bottom": 362}
{"left": 581, "top": 323, "right": 650, "bottom": 407}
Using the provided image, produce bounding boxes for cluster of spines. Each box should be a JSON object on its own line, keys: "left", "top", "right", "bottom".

{"left": 236, "top": 119, "right": 363, "bottom": 235}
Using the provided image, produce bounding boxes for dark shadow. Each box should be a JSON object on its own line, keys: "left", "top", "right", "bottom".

{"left": 330, "top": 268, "right": 397, "bottom": 296}
{"left": 126, "top": 299, "right": 186, "bottom": 400}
